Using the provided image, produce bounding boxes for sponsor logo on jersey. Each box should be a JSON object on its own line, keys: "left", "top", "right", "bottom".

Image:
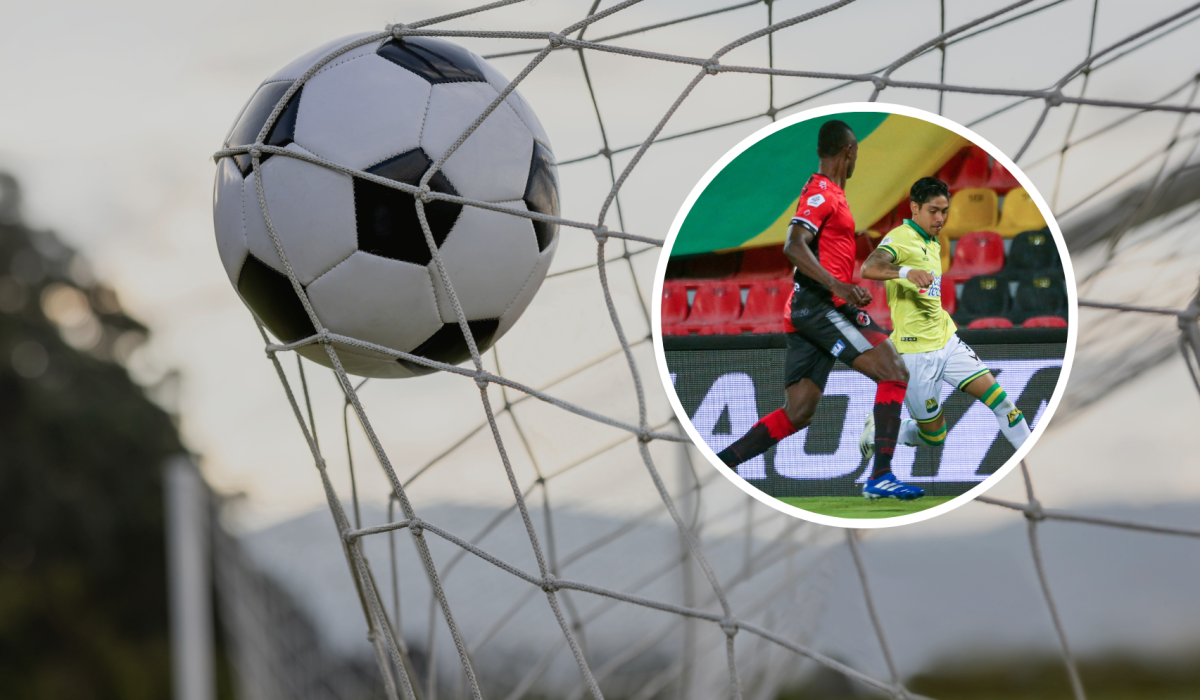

{"left": 855, "top": 311, "right": 870, "bottom": 326}
{"left": 1007, "top": 408, "right": 1024, "bottom": 427}
{"left": 803, "top": 209, "right": 812, "bottom": 216}
{"left": 806, "top": 194, "right": 825, "bottom": 207}
{"left": 831, "top": 340, "right": 845, "bottom": 357}
{"left": 927, "top": 276, "right": 941, "bottom": 298}
{"left": 819, "top": 179, "right": 827, "bottom": 189}
{"left": 926, "top": 397, "right": 938, "bottom": 412}
{"left": 880, "top": 237, "right": 892, "bottom": 245}
{"left": 901, "top": 336, "right": 917, "bottom": 342}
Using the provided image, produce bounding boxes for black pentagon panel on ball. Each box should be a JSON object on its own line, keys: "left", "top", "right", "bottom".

{"left": 398, "top": 319, "right": 500, "bottom": 375}
{"left": 523, "top": 142, "right": 560, "bottom": 251}
{"left": 354, "top": 149, "right": 462, "bottom": 266}
{"left": 225, "top": 81, "right": 302, "bottom": 175}
{"left": 237, "top": 254, "right": 316, "bottom": 343}
{"left": 376, "top": 37, "right": 487, "bottom": 84}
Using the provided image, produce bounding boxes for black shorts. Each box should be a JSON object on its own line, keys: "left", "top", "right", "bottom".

{"left": 784, "top": 285, "right": 891, "bottom": 389}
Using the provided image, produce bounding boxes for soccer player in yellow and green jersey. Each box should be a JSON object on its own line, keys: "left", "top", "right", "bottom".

{"left": 857, "top": 176, "right": 1031, "bottom": 456}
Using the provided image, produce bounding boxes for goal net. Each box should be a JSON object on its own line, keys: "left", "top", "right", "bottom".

{"left": 212, "top": 2, "right": 1200, "bottom": 699}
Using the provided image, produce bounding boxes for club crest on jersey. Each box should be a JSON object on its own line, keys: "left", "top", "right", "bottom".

{"left": 806, "top": 194, "right": 825, "bottom": 207}
{"left": 925, "top": 398, "right": 938, "bottom": 412}
{"left": 855, "top": 311, "right": 870, "bottom": 326}
{"left": 818, "top": 180, "right": 827, "bottom": 190}
{"left": 1007, "top": 408, "right": 1024, "bottom": 427}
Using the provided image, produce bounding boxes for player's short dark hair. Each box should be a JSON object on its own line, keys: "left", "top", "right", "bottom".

{"left": 910, "top": 177, "right": 950, "bottom": 205}
{"left": 817, "top": 120, "right": 855, "bottom": 158}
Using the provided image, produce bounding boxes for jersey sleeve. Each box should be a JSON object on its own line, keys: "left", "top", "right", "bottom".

{"left": 878, "top": 229, "right": 919, "bottom": 291}
{"left": 790, "top": 190, "right": 834, "bottom": 235}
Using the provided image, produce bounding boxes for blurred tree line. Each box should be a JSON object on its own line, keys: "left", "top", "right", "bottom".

{"left": 0, "top": 173, "right": 185, "bottom": 699}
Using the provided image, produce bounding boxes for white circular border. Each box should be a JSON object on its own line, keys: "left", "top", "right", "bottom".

{"left": 651, "top": 102, "right": 1078, "bottom": 529}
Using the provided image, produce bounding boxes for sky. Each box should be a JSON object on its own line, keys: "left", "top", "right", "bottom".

{"left": 2, "top": 0, "right": 1199, "bottom": 533}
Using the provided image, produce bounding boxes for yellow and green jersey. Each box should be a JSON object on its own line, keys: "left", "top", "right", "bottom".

{"left": 877, "top": 219, "right": 957, "bottom": 354}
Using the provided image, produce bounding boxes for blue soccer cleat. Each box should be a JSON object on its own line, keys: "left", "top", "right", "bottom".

{"left": 863, "top": 472, "right": 925, "bottom": 500}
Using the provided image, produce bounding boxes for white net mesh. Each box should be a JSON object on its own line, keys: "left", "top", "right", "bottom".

{"left": 213, "top": 2, "right": 1200, "bottom": 698}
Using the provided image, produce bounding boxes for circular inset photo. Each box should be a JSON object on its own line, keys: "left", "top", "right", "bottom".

{"left": 652, "top": 103, "right": 1076, "bottom": 528}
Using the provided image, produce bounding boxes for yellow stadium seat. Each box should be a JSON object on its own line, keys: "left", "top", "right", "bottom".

{"left": 994, "top": 187, "right": 1047, "bottom": 238}
{"left": 942, "top": 188, "right": 999, "bottom": 240}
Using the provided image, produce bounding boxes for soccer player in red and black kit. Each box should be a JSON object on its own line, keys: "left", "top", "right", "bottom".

{"left": 717, "top": 120, "right": 925, "bottom": 500}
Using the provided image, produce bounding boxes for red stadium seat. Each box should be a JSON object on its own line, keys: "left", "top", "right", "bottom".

{"left": 968, "top": 317, "right": 1014, "bottom": 330}
{"left": 945, "top": 231, "right": 1005, "bottom": 282}
{"left": 661, "top": 282, "right": 690, "bottom": 325}
{"left": 1022, "top": 315, "right": 1068, "bottom": 328}
{"left": 749, "top": 320, "right": 789, "bottom": 334}
{"left": 985, "top": 161, "right": 1020, "bottom": 194}
{"left": 947, "top": 146, "right": 990, "bottom": 192}
{"left": 738, "top": 246, "right": 792, "bottom": 279}
{"left": 742, "top": 279, "right": 792, "bottom": 323}
{"left": 855, "top": 230, "right": 878, "bottom": 265}
{"left": 858, "top": 280, "right": 891, "bottom": 331}
{"left": 662, "top": 324, "right": 689, "bottom": 336}
{"left": 937, "top": 148, "right": 969, "bottom": 188}
{"left": 940, "top": 277, "right": 957, "bottom": 316}
{"left": 683, "top": 281, "right": 742, "bottom": 326}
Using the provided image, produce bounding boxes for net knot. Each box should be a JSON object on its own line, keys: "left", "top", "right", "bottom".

{"left": 548, "top": 33, "right": 565, "bottom": 48}
{"left": 317, "top": 328, "right": 331, "bottom": 344}
{"left": 416, "top": 185, "right": 433, "bottom": 203}
{"left": 1046, "top": 90, "right": 1064, "bottom": 107}
{"left": 474, "top": 373, "right": 489, "bottom": 388}
{"left": 720, "top": 617, "right": 739, "bottom": 637}
{"left": 593, "top": 225, "right": 609, "bottom": 243}
{"left": 249, "top": 146, "right": 263, "bottom": 159}
{"left": 408, "top": 517, "right": 425, "bottom": 536}
{"left": 540, "top": 574, "right": 560, "bottom": 593}
{"left": 766, "top": 106, "right": 778, "bottom": 119}
{"left": 871, "top": 76, "right": 888, "bottom": 91}
{"left": 1024, "top": 500, "right": 1045, "bottom": 522}
{"left": 703, "top": 58, "right": 720, "bottom": 75}
{"left": 388, "top": 23, "right": 408, "bottom": 39}
{"left": 637, "top": 427, "right": 652, "bottom": 443}
{"left": 599, "top": 146, "right": 613, "bottom": 159}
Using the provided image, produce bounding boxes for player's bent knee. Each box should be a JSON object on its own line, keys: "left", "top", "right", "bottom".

{"left": 784, "top": 406, "right": 814, "bottom": 430}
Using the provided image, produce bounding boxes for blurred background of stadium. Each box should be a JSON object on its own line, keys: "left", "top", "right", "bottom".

{"left": 1, "top": 1, "right": 1200, "bottom": 699}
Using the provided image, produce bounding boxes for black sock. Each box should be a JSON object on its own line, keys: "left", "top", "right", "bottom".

{"left": 717, "top": 408, "right": 796, "bottom": 467}
{"left": 870, "top": 380, "right": 907, "bottom": 480}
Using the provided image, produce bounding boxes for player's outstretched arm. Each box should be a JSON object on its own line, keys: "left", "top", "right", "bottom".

{"left": 784, "top": 224, "right": 871, "bottom": 306}
{"left": 861, "top": 247, "right": 934, "bottom": 288}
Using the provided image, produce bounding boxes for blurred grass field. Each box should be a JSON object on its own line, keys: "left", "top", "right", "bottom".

{"left": 777, "top": 495, "right": 955, "bottom": 519}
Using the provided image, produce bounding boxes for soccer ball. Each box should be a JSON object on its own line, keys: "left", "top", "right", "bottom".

{"left": 212, "top": 32, "right": 560, "bottom": 378}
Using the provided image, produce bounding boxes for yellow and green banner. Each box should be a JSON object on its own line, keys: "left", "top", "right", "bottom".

{"left": 673, "top": 113, "right": 969, "bottom": 256}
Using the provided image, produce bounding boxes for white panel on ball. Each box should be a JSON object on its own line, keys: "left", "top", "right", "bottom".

{"left": 256, "top": 144, "right": 358, "bottom": 285}
{"left": 430, "top": 201, "right": 542, "bottom": 323}
{"left": 421, "top": 82, "right": 533, "bottom": 203}
{"left": 477, "top": 61, "right": 552, "bottom": 148}
{"left": 212, "top": 158, "right": 248, "bottom": 283}
{"left": 306, "top": 251, "right": 444, "bottom": 357}
{"left": 495, "top": 235, "right": 558, "bottom": 339}
{"left": 294, "top": 53, "right": 430, "bottom": 170}
{"left": 241, "top": 170, "right": 286, "bottom": 274}
{"left": 266, "top": 33, "right": 379, "bottom": 83}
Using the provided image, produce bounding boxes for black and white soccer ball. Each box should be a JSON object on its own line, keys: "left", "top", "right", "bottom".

{"left": 213, "top": 32, "right": 559, "bottom": 378}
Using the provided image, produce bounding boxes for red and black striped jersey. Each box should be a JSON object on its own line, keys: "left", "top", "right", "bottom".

{"left": 790, "top": 173, "right": 856, "bottom": 306}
